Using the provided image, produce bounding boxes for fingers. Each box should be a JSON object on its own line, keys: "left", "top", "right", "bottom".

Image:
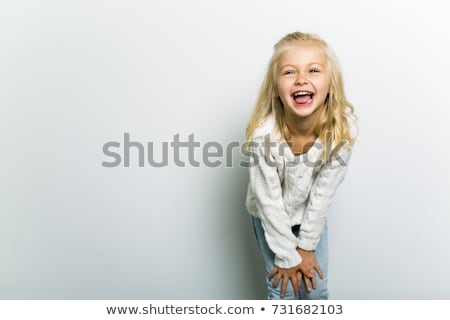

{"left": 281, "top": 274, "right": 301, "bottom": 298}
{"left": 272, "top": 272, "right": 282, "bottom": 289}
{"left": 270, "top": 267, "right": 283, "bottom": 293}
{"left": 302, "top": 267, "right": 317, "bottom": 291}
{"left": 311, "top": 272, "right": 317, "bottom": 289}
{"left": 296, "top": 271, "right": 302, "bottom": 292}
{"left": 303, "top": 274, "right": 313, "bottom": 292}
{"left": 297, "top": 271, "right": 302, "bottom": 282}
{"left": 299, "top": 264, "right": 313, "bottom": 278}
{"left": 270, "top": 267, "right": 301, "bottom": 298}
{"left": 269, "top": 267, "right": 278, "bottom": 280}
{"left": 272, "top": 272, "right": 290, "bottom": 298}
{"left": 315, "top": 265, "right": 324, "bottom": 280}
{"left": 281, "top": 276, "right": 289, "bottom": 298}
{"left": 291, "top": 274, "right": 300, "bottom": 297}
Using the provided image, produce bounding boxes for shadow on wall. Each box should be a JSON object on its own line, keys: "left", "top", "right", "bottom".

{"left": 216, "top": 160, "right": 267, "bottom": 299}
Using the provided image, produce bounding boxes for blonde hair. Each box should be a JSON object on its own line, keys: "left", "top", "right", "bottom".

{"left": 245, "top": 31, "right": 357, "bottom": 161}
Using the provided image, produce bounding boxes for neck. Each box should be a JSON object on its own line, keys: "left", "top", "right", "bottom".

{"left": 284, "top": 107, "right": 323, "bottom": 139}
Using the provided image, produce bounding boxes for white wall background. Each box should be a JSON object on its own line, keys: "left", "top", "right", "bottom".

{"left": 1, "top": 0, "right": 449, "bottom": 299}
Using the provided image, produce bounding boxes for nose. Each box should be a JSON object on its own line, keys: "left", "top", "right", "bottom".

{"left": 295, "top": 73, "right": 308, "bottom": 85}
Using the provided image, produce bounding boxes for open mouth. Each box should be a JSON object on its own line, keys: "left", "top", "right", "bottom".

{"left": 292, "top": 91, "right": 314, "bottom": 106}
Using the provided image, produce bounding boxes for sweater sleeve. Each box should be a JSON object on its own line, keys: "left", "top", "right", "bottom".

{"left": 298, "top": 143, "right": 353, "bottom": 251}
{"left": 248, "top": 138, "right": 302, "bottom": 269}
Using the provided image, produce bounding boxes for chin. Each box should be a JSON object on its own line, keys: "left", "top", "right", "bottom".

{"left": 290, "top": 105, "right": 317, "bottom": 118}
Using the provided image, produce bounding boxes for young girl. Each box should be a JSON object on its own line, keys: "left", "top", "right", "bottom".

{"left": 245, "top": 32, "right": 357, "bottom": 300}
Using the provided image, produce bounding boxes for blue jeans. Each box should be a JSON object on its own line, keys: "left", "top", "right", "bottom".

{"left": 251, "top": 216, "right": 329, "bottom": 300}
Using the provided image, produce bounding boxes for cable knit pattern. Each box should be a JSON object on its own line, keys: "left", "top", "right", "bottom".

{"left": 245, "top": 114, "right": 352, "bottom": 269}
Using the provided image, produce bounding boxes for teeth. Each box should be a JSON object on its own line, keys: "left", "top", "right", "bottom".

{"left": 293, "top": 91, "right": 312, "bottom": 97}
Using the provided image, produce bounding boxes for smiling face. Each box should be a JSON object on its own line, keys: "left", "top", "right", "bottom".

{"left": 276, "top": 43, "right": 331, "bottom": 125}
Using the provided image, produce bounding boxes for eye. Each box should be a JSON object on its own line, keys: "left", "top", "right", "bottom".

{"left": 282, "top": 69, "right": 296, "bottom": 76}
{"left": 309, "top": 68, "right": 320, "bottom": 73}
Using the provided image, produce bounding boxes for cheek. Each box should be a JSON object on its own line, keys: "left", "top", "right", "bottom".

{"left": 276, "top": 82, "right": 290, "bottom": 106}
{"left": 277, "top": 79, "right": 290, "bottom": 95}
{"left": 318, "top": 79, "right": 331, "bottom": 95}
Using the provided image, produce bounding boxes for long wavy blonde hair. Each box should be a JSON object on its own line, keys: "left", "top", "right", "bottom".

{"left": 245, "top": 32, "right": 357, "bottom": 161}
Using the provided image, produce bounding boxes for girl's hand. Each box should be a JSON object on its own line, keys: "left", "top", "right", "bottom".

{"left": 269, "top": 265, "right": 302, "bottom": 298}
{"left": 296, "top": 248, "right": 324, "bottom": 292}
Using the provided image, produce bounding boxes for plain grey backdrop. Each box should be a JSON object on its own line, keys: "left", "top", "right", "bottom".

{"left": 1, "top": 0, "right": 449, "bottom": 299}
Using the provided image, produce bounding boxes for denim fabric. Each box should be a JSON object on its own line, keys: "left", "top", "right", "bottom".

{"left": 251, "top": 215, "right": 329, "bottom": 300}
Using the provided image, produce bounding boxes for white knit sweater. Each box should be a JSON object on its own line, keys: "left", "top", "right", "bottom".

{"left": 245, "top": 114, "right": 353, "bottom": 269}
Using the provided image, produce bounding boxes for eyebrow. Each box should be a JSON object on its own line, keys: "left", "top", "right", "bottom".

{"left": 280, "top": 62, "right": 326, "bottom": 69}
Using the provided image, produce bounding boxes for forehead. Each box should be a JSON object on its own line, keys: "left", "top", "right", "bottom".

{"left": 278, "top": 43, "right": 327, "bottom": 67}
